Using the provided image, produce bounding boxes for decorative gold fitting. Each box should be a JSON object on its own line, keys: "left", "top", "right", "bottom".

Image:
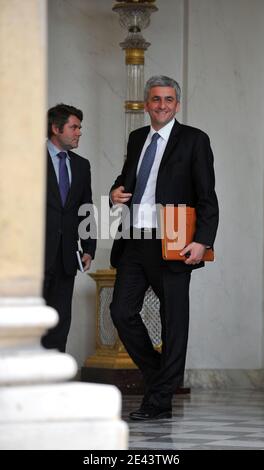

{"left": 125, "top": 101, "right": 145, "bottom": 111}
{"left": 125, "top": 48, "right": 145, "bottom": 65}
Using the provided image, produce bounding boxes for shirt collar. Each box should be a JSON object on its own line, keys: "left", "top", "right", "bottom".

{"left": 150, "top": 118, "right": 175, "bottom": 142}
{"left": 47, "top": 140, "right": 71, "bottom": 160}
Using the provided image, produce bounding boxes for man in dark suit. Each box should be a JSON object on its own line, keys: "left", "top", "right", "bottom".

{"left": 41, "top": 104, "right": 96, "bottom": 353}
{"left": 110, "top": 76, "right": 219, "bottom": 420}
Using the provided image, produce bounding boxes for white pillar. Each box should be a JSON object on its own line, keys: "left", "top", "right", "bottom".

{"left": 0, "top": 0, "right": 128, "bottom": 450}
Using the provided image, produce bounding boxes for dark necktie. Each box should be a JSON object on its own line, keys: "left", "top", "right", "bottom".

{"left": 57, "top": 151, "right": 70, "bottom": 206}
{"left": 131, "top": 132, "right": 160, "bottom": 206}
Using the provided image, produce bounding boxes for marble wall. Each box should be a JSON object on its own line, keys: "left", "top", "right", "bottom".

{"left": 187, "top": 0, "right": 264, "bottom": 369}
{"left": 48, "top": 0, "right": 264, "bottom": 373}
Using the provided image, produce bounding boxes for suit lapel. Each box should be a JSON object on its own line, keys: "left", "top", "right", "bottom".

{"left": 65, "top": 151, "right": 79, "bottom": 207}
{"left": 125, "top": 127, "right": 150, "bottom": 192}
{"left": 47, "top": 151, "right": 62, "bottom": 205}
{"left": 158, "top": 119, "right": 182, "bottom": 172}
{"left": 126, "top": 121, "right": 182, "bottom": 190}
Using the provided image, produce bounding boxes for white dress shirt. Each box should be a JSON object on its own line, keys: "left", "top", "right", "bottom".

{"left": 133, "top": 118, "right": 175, "bottom": 228}
{"left": 47, "top": 140, "right": 72, "bottom": 184}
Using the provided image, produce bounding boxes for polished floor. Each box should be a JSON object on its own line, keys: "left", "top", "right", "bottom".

{"left": 122, "top": 390, "right": 264, "bottom": 450}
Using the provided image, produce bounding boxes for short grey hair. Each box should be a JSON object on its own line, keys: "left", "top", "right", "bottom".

{"left": 144, "top": 75, "right": 181, "bottom": 102}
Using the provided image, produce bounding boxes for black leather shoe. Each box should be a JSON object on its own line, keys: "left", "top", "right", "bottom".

{"left": 129, "top": 405, "right": 172, "bottom": 421}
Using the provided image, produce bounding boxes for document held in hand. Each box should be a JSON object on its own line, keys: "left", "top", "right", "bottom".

{"left": 161, "top": 205, "right": 214, "bottom": 262}
{"left": 76, "top": 250, "right": 85, "bottom": 272}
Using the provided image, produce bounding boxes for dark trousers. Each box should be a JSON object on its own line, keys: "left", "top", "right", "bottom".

{"left": 41, "top": 244, "right": 75, "bottom": 353}
{"left": 110, "top": 237, "right": 191, "bottom": 409}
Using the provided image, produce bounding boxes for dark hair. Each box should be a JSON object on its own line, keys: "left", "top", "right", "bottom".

{"left": 144, "top": 75, "right": 181, "bottom": 102}
{"left": 47, "top": 104, "right": 83, "bottom": 138}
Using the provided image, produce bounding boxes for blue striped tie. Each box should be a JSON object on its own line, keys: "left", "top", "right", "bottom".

{"left": 57, "top": 151, "right": 70, "bottom": 206}
{"left": 131, "top": 132, "right": 160, "bottom": 205}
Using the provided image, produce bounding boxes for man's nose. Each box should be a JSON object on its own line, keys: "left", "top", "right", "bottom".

{"left": 159, "top": 99, "right": 166, "bottom": 108}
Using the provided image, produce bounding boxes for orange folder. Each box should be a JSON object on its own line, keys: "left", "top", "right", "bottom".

{"left": 161, "top": 205, "right": 214, "bottom": 262}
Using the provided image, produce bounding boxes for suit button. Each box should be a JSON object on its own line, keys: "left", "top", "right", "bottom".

{"left": 58, "top": 229, "right": 62, "bottom": 235}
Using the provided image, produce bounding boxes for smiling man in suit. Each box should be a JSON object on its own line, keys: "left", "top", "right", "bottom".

{"left": 110, "top": 76, "right": 219, "bottom": 420}
{"left": 41, "top": 104, "right": 96, "bottom": 353}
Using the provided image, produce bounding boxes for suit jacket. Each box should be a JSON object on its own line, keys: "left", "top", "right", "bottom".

{"left": 110, "top": 119, "right": 219, "bottom": 272}
{"left": 45, "top": 150, "right": 96, "bottom": 276}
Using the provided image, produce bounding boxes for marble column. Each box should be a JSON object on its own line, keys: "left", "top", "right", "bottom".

{"left": 0, "top": 0, "right": 127, "bottom": 449}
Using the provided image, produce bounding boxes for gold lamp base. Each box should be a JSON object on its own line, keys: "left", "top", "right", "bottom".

{"left": 81, "top": 268, "right": 144, "bottom": 392}
{"left": 84, "top": 343, "right": 137, "bottom": 370}
{"left": 83, "top": 269, "right": 137, "bottom": 370}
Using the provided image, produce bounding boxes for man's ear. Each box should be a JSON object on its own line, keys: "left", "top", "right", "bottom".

{"left": 176, "top": 102, "right": 180, "bottom": 113}
{"left": 51, "top": 123, "right": 60, "bottom": 136}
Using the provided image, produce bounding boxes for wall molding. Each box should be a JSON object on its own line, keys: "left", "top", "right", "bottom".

{"left": 185, "top": 369, "right": 264, "bottom": 389}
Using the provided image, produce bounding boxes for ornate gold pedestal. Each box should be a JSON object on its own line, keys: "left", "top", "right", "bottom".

{"left": 83, "top": 269, "right": 136, "bottom": 370}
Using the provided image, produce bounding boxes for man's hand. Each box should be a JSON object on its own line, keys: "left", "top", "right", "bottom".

{"left": 82, "top": 253, "right": 92, "bottom": 271}
{"left": 180, "top": 242, "right": 207, "bottom": 265}
{"left": 111, "top": 186, "right": 132, "bottom": 204}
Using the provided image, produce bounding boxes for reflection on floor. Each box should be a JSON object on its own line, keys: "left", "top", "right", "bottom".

{"left": 121, "top": 390, "right": 264, "bottom": 450}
